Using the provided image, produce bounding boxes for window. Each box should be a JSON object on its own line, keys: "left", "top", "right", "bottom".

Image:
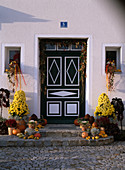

{"left": 2, "top": 44, "right": 24, "bottom": 74}
{"left": 105, "top": 47, "right": 121, "bottom": 72}
{"left": 5, "top": 47, "right": 21, "bottom": 70}
{"left": 102, "top": 44, "right": 123, "bottom": 75}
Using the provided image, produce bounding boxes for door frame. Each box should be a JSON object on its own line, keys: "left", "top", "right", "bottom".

{"left": 34, "top": 34, "right": 93, "bottom": 118}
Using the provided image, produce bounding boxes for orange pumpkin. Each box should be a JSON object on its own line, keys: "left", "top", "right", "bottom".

{"left": 84, "top": 114, "right": 90, "bottom": 120}
{"left": 74, "top": 119, "right": 79, "bottom": 126}
{"left": 92, "top": 122, "right": 98, "bottom": 128}
{"left": 34, "top": 133, "right": 41, "bottom": 138}
{"left": 82, "top": 132, "right": 88, "bottom": 138}
{"left": 42, "top": 119, "right": 47, "bottom": 126}
{"left": 82, "top": 126, "right": 86, "bottom": 131}
{"left": 18, "top": 125, "right": 26, "bottom": 132}
{"left": 16, "top": 120, "right": 26, "bottom": 132}
{"left": 12, "top": 128, "right": 21, "bottom": 135}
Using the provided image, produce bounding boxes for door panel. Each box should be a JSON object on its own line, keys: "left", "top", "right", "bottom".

{"left": 65, "top": 57, "right": 79, "bottom": 86}
{"left": 47, "top": 57, "right": 62, "bottom": 86}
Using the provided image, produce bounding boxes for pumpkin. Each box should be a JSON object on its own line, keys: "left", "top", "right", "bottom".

{"left": 42, "top": 119, "right": 47, "bottom": 126}
{"left": 84, "top": 114, "right": 90, "bottom": 120}
{"left": 25, "top": 127, "right": 35, "bottom": 136}
{"left": 16, "top": 120, "right": 26, "bottom": 132}
{"left": 74, "top": 119, "right": 79, "bottom": 126}
{"left": 12, "top": 128, "right": 21, "bottom": 135}
{"left": 82, "top": 132, "right": 88, "bottom": 138}
{"left": 34, "top": 133, "right": 41, "bottom": 138}
{"left": 89, "top": 116, "right": 95, "bottom": 124}
{"left": 92, "top": 122, "right": 98, "bottom": 128}
{"left": 82, "top": 126, "right": 86, "bottom": 131}
{"left": 18, "top": 125, "right": 26, "bottom": 132}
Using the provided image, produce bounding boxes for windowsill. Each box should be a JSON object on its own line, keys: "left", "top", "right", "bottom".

{"left": 105, "top": 70, "right": 122, "bottom": 74}
{"left": 114, "top": 71, "right": 122, "bottom": 74}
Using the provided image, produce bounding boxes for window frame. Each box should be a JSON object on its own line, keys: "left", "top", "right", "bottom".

{"left": 102, "top": 44, "right": 123, "bottom": 75}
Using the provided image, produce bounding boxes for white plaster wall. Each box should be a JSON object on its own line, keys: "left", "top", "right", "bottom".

{"left": 0, "top": 0, "right": 125, "bottom": 123}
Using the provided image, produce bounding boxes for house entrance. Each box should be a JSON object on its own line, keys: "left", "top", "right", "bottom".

{"left": 40, "top": 39, "right": 87, "bottom": 123}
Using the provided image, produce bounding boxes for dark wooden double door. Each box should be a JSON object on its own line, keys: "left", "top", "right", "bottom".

{"left": 41, "top": 51, "right": 85, "bottom": 123}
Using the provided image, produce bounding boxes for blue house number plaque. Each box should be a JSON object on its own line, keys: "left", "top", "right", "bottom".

{"left": 60, "top": 22, "right": 68, "bottom": 28}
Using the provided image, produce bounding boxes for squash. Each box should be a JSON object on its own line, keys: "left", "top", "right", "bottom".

{"left": 92, "top": 122, "right": 98, "bottom": 128}
{"left": 42, "top": 119, "right": 47, "bottom": 126}
{"left": 18, "top": 125, "right": 26, "bottom": 132}
{"left": 74, "top": 119, "right": 79, "bottom": 126}
{"left": 16, "top": 120, "right": 26, "bottom": 132}
{"left": 82, "top": 131, "right": 88, "bottom": 138}
{"left": 84, "top": 114, "right": 90, "bottom": 120}
{"left": 89, "top": 116, "right": 95, "bottom": 124}
{"left": 34, "top": 133, "right": 41, "bottom": 138}
{"left": 12, "top": 128, "right": 21, "bottom": 135}
{"left": 82, "top": 126, "right": 86, "bottom": 131}
{"left": 25, "top": 127, "right": 35, "bottom": 136}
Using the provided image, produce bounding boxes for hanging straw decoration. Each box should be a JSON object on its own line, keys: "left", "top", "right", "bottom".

{"left": 105, "top": 60, "right": 116, "bottom": 94}
{"left": 6, "top": 61, "right": 26, "bottom": 92}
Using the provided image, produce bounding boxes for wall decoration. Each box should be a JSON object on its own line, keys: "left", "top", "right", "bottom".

{"left": 105, "top": 60, "right": 116, "bottom": 93}
{"left": 6, "top": 61, "right": 26, "bottom": 92}
{"left": 0, "top": 88, "right": 10, "bottom": 117}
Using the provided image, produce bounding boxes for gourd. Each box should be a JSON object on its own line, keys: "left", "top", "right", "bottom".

{"left": 82, "top": 131, "right": 88, "bottom": 138}
{"left": 25, "top": 127, "right": 35, "bottom": 136}
{"left": 92, "top": 122, "right": 98, "bottom": 128}
{"left": 12, "top": 128, "right": 21, "bottom": 135}
{"left": 89, "top": 116, "right": 95, "bottom": 124}
{"left": 74, "top": 119, "right": 79, "bottom": 126}
{"left": 16, "top": 120, "right": 26, "bottom": 132}
{"left": 42, "top": 119, "right": 47, "bottom": 126}
{"left": 34, "top": 133, "right": 41, "bottom": 138}
{"left": 84, "top": 114, "right": 90, "bottom": 120}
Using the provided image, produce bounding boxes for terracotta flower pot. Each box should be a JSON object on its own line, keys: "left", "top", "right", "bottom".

{"left": 8, "top": 127, "right": 15, "bottom": 135}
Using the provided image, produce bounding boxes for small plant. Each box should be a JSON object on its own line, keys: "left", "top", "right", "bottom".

{"left": 96, "top": 117, "right": 110, "bottom": 127}
{"left": 106, "top": 123, "right": 120, "bottom": 137}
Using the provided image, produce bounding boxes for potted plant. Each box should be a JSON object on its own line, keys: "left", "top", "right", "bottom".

{"left": 5, "top": 119, "right": 17, "bottom": 135}
{"left": 8, "top": 90, "right": 30, "bottom": 131}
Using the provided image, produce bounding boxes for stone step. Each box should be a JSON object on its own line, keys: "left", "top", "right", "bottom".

{"left": 0, "top": 124, "right": 114, "bottom": 147}
{"left": 39, "top": 129, "right": 82, "bottom": 137}
{"left": 0, "top": 135, "right": 114, "bottom": 147}
{"left": 39, "top": 124, "right": 82, "bottom": 137}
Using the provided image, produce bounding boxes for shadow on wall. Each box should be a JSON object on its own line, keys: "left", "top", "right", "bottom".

{"left": 85, "top": 100, "right": 95, "bottom": 116}
{"left": 115, "top": 64, "right": 125, "bottom": 93}
{"left": 22, "top": 65, "right": 38, "bottom": 80}
{"left": 0, "top": 6, "right": 50, "bottom": 30}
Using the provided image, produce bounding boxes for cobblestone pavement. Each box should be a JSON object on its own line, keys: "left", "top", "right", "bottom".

{"left": 0, "top": 141, "right": 125, "bottom": 170}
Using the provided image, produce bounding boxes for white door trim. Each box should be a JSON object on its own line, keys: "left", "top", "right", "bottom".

{"left": 34, "top": 34, "right": 93, "bottom": 118}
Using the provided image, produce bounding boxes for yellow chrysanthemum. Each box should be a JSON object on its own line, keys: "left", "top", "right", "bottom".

{"left": 94, "top": 93, "right": 116, "bottom": 120}
{"left": 9, "top": 90, "right": 29, "bottom": 118}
